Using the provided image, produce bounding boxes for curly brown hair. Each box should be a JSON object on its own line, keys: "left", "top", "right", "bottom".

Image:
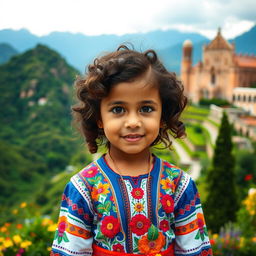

{"left": 72, "top": 45, "right": 187, "bottom": 153}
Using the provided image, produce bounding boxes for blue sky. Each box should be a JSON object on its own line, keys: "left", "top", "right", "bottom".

{"left": 0, "top": 0, "right": 255, "bottom": 39}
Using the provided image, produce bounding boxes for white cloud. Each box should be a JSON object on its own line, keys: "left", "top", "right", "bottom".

{"left": 0, "top": 0, "right": 255, "bottom": 38}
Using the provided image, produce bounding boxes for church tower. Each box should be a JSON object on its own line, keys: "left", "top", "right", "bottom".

{"left": 181, "top": 40, "right": 193, "bottom": 95}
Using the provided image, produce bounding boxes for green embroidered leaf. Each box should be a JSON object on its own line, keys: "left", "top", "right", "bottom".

{"left": 112, "top": 205, "right": 117, "bottom": 212}
{"left": 88, "top": 178, "right": 97, "bottom": 184}
{"left": 96, "top": 176, "right": 102, "bottom": 183}
{"left": 96, "top": 231, "right": 105, "bottom": 240}
{"left": 204, "top": 227, "right": 208, "bottom": 236}
{"left": 57, "top": 236, "right": 62, "bottom": 244}
{"left": 97, "top": 204, "right": 105, "bottom": 214}
{"left": 195, "top": 231, "right": 200, "bottom": 240}
{"left": 133, "top": 247, "right": 139, "bottom": 253}
{"left": 54, "top": 231, "right": 58, "bottom": 240}
{"left": 200, "top": 233, "right": 205, "bottom": 241}
{"left": 134, "top": 237, "right": 139, "bottom": 244}
{"left": 147, "top": 224, "right": 159, "bottom": 240}
{"left": 63, "top": 232, "right": 69, "bottom": 242}
{"left": 104, "top": 201, "right": 111, "bottom": 212}
{"left": 166, "top": 169, "right": 173, "bottom": 178}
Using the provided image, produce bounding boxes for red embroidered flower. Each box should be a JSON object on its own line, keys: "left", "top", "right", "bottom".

{"left": 197, "top": 213, "right": 205, "bottom": 233}
{"left": 113, "top": 243, "right": 125, "bottom": 252}
{"left": 131, "top": 188, "right": 144, "bottom": 199}
{"left": 101, "top": 216, "right": 120, "bottom": 238}
{"left": 159, "top": 219, "right": 170, "bottom": 232}
{"left": 129, "top": 214, "right": 151, "bottom": 235}
{"left": 160, "top": 194, "right": 174, "bottom": 214}
{"left": 82, "top": 166, "right": 98, "bottom": 178}
{"left": 57, "top": 221, "right": 67, "bottom": 237}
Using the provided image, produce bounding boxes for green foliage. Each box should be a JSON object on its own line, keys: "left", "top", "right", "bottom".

{"left": 0, "top": 44, "right": 84, "bottom": 217}
{"left": 199, "top": 98, "right": 231, "bottom": 107}
{"left": 205, "top": 112, "right": 238, "bottom": 233}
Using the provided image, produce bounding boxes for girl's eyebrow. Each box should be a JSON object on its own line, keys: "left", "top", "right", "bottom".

{"left": 108, "top": 100, "right": 158, "bottom": 106}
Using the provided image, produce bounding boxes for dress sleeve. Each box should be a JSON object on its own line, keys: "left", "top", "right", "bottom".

{"left": 173, "top": 172, "right": 212, "bottom": 256}
{"left": 51, "top": 177, "right": 94, "bottom": 256}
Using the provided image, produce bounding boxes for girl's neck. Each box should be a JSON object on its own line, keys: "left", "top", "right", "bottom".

{"left": 106, "top": 147, "right": 152, "bottom": 176}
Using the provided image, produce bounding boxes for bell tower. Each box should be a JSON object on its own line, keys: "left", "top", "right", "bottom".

{"left": 181, "top": 40, "right": 193, "bottom": 95}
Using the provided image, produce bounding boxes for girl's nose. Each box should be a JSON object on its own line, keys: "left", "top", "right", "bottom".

{"left": 124, "top": 113, "right": 141, "bottom": 128}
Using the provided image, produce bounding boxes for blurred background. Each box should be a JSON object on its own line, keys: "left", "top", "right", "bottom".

{"left": 0, "top": 0, "right": 255, "bottom": 255}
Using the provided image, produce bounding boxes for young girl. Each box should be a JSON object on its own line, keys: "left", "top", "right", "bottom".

{"left": 51, "top": 45, "right": 212, "bottom": 256}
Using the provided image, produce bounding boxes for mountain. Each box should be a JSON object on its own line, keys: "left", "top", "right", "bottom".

{"left": 0, "top": 43, "right": 18, "bottom": 64}
{"left": 0, "top": 44, "right": 89, "bottom": 211}
{"left": 0, "top": 28, "right": 208, "bottom": 73}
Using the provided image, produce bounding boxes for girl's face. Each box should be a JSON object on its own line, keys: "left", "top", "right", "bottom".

{"left": 99, "top": 75, "right": 162, "bottom": 157}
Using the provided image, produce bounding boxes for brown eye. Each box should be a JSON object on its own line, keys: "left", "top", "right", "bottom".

{"left": 111, "top": 107, "right": 125, "bottom": 114}
{"left": 140, "top": 106, "right": 154, "bottom": 113}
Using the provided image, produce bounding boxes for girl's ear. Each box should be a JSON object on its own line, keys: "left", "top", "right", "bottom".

{"left": 97, "top": 120, "right": 103, "bottom": 129}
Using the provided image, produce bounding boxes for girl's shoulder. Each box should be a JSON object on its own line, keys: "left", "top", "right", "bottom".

{"left": 160, "top": 158, "right": 191, "bottom": 189}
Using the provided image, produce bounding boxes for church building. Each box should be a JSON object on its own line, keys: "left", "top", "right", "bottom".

{"left": 180, "top": 28, "right": 256, "bottom": 104}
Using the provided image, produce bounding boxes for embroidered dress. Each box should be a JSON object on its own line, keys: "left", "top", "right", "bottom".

{"left": 51, "top": 155, "right": 212, "bottom": 256}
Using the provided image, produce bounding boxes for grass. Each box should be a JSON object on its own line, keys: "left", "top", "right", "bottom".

{"left": 186, "top": 124, "right": 206, "bottom": 146}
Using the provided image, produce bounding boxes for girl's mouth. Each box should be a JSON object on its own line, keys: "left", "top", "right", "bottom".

{"left": 122, "top": 134, "right": 144, "bottom": 142}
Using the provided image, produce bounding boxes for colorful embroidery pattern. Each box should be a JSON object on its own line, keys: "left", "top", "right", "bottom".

{"left": 51, "top": 156, "right": 212, "bottom": 256}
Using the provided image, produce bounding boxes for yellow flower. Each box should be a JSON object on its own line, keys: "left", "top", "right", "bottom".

{"left": 42, "top": 218, "right": 53, "bottom": 226}
{"left": 47, "top": 223, "right": 57, "bottom": 232}
{"left": 12, "top": 209, "right": 18, "bottom": 214}
{"left": 3, "top": 238, "right": 13, "bottom": 248}
{"left": 239, "top": 237, "right": 245, "bottom": 248}
{"left": 134, "top": 203, "right": 144, "bottom": 212}
{"left": 212, "top": 233, "right": 219, "bottom": 240}
{"left": 47, "top": 247, "right": 52, "bottom": 251}
{"left": 20, "top": 240, "right": 32, "bottom": 249}
{"left": 20, "top": 202, "right": 27, "bottom": 208}
{"left": 0, "top": 237, "right": 4, "bottom": 242}
{"left": 13, "top": 234, "right": 22, "bottom": 244}
{"left": 252, "top": 237, "right": 256, "bottom": 243}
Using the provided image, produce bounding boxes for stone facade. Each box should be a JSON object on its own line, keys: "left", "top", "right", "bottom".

{"left": 181, "top": 28, "right": 256, "bottom": 104}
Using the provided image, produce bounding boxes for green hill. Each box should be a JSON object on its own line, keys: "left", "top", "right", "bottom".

{"left": 0, "top": 44, "right": 92, "bottom": 219}
{"left": 0, "top": 43, "right": 18, "bottom": 64}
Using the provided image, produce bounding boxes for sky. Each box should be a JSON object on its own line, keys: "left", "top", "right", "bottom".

{"left": 0, "top": 0, "right": 255, "bottom": 39}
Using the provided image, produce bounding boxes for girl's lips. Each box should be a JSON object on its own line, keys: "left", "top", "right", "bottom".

{"left": 122, "top": 134, "right": 144, "bottom": 142}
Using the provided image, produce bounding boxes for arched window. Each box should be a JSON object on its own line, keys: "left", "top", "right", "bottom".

{"left": 248, "top": 96, "right": 251, "bottom": 102}
{"left": 243, "top": 95, "right": 246, "bottom": 102}
{"left": 238, "top": 95, "right": 241, "bottom": 101}
{"left": 232, "top": 95, "right": 236, "bottom": 101}
{"left": 254, "top": 96, "right": 256, "bottom": 103}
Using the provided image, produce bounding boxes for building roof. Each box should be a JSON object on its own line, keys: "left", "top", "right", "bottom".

{"left": 205, "top": 28, "right": 233, "bottom": 50}
{"left": 240, "top": 116, "right": 256, "bottom": 127}
{"left": 234, "top": 55, "right": 256, "bottom": 68}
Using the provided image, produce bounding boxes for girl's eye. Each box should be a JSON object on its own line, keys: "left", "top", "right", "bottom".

{"left": 140, "top": 106, "right": 154, "bottom": 113}
{"left": 111, "top": 106, "right": 125, "bottom": 114}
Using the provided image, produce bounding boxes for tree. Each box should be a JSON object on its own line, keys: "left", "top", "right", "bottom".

{"left": 204, "top": 112, "right": 238, "bottom": 233}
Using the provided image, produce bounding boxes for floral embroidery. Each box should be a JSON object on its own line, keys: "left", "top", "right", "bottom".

{"left": 195, "top": 213, "right": 208, "bottom": 241}
{"left": 134, "top": 203, "right": 144, "bottom": 213}
{"left": 101, "top": 216, "right": 120, "bottom": 238}
{"left": 54, "top": 218, "right": 69, "bottom": 244}
{"left": 129, "top": 214, "right": 151, "bottom": 235}
{"left": 160, "top": 177, "right": 175, "bottom": 192}
{"left": 81, "top": 166, "right": 98, "bottom": 178}
{"left": 160, "top": 194, "right": 174, "bottom": 214}
{"left": 113, "top": 243, "right": 125, "bottom": 252}
{"left": 159, "top": 220, "right": 170, "bottom": 232}
{"left": 138, "top": 232, "right": 165, "bottom": 254}
{"left": 91, "top": 182, "right": 110, "bottom": 200}
{"left": 131, "top": 187, "right": 144, "bottom": 199}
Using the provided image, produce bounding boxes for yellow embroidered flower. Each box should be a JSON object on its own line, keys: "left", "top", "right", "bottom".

{"left": 134, "top": 203, "right": 144, "bottom": 212}
{"left": 160, "top": 178, "right": 175, "bottom": 192}
{"left": 13, "top": 234, "right": 22, "bottom": 244}
{"left": 91, "top": 183, "right": 110, "bottom": 200}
